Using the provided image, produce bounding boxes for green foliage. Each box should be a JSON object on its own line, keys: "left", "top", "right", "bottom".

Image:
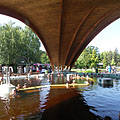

{"left": 1, "top": 21, "right": 120, "bottom": 69}
{"left": 21, "top": 26, "right": 41, "bottom": 63}
{"left": 111, "top": 57, "right": 115, "bottom": 66}
{"left": 75, "top": 46, "right": 120, "bottom": 69}
{"left": 101, "top": 51, "right": 108, "bottom": 68}
{"left": 84, "top": 70, "right": 93, "bottom": 73}
{"left": 100, "top": 48, "right": 120, "bottom": 68}
{"left": 0, "top": 21, "right": 49, "bottom": 66}
{"left": 75, "top": 46, "right": 100, "bottom": 69}
{"left": 90, "top": 49, "right": 100, "bottom": 68}
{"left": 113, "top": 48, "right": 119, "bottom": 65}
{"left": 40, "top": 51, "right": 50, "bottom": 64}
{"left": 75, "top": 48, "right": 90, "bottom": 68}
{"left": 0, "top": 22, "right": 23, "bottom": 65}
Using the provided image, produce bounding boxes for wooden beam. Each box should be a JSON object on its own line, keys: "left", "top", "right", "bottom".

{"left": 62, "top": 4, "right": 98, "bottom": 68}
{"left": 67, "top": 10, "right": 113, "bottom": 67}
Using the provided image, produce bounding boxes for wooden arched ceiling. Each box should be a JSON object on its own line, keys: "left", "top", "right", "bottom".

{"left": 0, "top": 0, "right": 120, "bottom": 69}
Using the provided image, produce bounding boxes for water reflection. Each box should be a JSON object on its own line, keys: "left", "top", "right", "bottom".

{"left": 98, "top": 82, "right": 113, "bottom": 88}
{"left": 0, "top": 75, "right": 94, "bottom": 120}
{"left": 97, "top": 77, "right": 114, "bottom": 88}
{"left": 82, "top": 78, "right": 120, "bottom": 120}
{"left": 0, "top": 87, "right": 50, "bottom": 120}
{"left": 0, "top": 75, "right": 120, "bottom": 119}
{"left": 42, "top": 88, "right": 101, "bottom": 120}
{"left": 39, "top": 86, "right": 50, "bottom": 110}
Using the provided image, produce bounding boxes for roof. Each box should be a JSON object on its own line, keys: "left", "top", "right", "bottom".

{"left": 0, "top": 0, "right": 120, "bottom": 70}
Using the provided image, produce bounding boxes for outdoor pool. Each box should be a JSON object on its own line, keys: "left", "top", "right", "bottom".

{"left": 0, "top": 75, "right": 120, "bottom": 120}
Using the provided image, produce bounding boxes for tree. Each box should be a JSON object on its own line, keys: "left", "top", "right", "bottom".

{"left": 113, "top": 48, "right": 119, "bottom": 66}
{"left": 102, "top": 55, "right": 108, "bottom": 68}
{"left": 0, "top": 22, "right": 23, "bottom": 65}
{"left": 21, "top": 26, "right": 42, "bottom": 63}
{"left": 100, "top": 52, "right": 108, "bottom": 68}
{"left": 111, "top": 57, "right": 115, "bottom": 66}
{"left": 90, "top": 49, "right": 99, "bottom": 68}
{"left": 41, "top": 51, "right": 50, "bottom": 64}
{"left": 75, "top": 46, "right": 100, "bottom": 69}
{"left": 100, "top": 51, "right": 113, "bottom": 68}
{"left": 75, "top": 48, "right": 91, "bottom": 68}
{"left": 107, "top": 50, "right": 113, "bottom": 65}
{"left": 0, "top": 22, "right": 47, "bottom": 67}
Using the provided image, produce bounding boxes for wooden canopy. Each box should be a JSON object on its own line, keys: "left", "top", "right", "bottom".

{"left": 0, "top": 0, "right": 120, "bottom": 70}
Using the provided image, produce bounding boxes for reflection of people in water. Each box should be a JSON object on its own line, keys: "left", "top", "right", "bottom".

{"left": 50, "top": 74, "right": 54, "bottom": 83}
{"left": 57, "top": 73, "right": 60, "bottom": 77}
{"left": 47, "top": 73, "right": 51, "bottom": 81}
{"left": 61, "top": 73, "right": 64, "bottom": 77}
{"left": 66, "top": 81, "right": 69, "bottom": 89}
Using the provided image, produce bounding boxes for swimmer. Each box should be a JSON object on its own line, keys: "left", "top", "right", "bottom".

{"left": 72, "top": 80, "right": 76, "bottom": 84}
{"left": 57, "top": 73, "right": 60, "bottom": 77}
{"left": 76, "top": 74, "right": 80, "bottom": 79}
{"left": 66, "top": 81, "right": 69, "bottom": 89}
{"left": 16, "top": 84, "right": 21, "bottom": 90}
{"left": 23, "top": 83, "right": 27, "bottom": 88}
{"left": 61, "top": 73, "right": 64, "bottom": 77}
{"left": 47, "top": 73, "right": 50, "bottom": 80}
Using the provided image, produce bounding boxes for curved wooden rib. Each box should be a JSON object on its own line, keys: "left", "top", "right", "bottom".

{"left": 70, "top": 10, "right": 120, "bottom": 67}
{"left": 67, "top": 10, "right": 113, "bottom": 67}
{"left": 62, "top": 6, "right": 96, "bottom": 69}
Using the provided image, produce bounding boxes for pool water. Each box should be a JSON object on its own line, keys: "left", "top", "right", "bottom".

{"left": 82, "top": 79, "right": 120, "bottom": 120}
{"left": 0, "top": 76, "right": 120, "bottom": 120}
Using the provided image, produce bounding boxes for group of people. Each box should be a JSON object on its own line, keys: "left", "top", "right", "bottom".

{"left": 69, "top": 74, "right": 81, "bottom": 80}
{"left": 16, "top": 72, "right": 93, "bottom": 90}
{"left": 31, "top": 65, "right": 52, "bottom": 73}
{"left": 32, "top": 65, "right": 42, "bottom": 72}
{"left": 106, "top": 65, "right": 117, "bottom": 73}
{"left": 19, "top": 64, "right": 52, "bottom": 74}
{"left": 16, "top": 83, "right": 27, "bottom": 90}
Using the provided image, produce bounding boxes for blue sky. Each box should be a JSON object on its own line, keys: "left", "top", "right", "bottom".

{"left": 88, "top": 18, "right": 120, "bottom": 53}
{"left": 0, "top": 14, "right": 120, "bottom": 53}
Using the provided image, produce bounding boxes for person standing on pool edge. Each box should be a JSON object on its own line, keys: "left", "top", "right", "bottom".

{"left": 108, "top": 65, "right": 111, "bottom": 73}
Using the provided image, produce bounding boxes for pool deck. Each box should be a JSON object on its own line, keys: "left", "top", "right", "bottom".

{"left": 1, "top": 71, "right": 120, "bottom": 81}
{"left": 78, "top": 72, "right": 120, "bottom": 79}
{"left": 0, "top": 73, "right": 45, "bottom": 80}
